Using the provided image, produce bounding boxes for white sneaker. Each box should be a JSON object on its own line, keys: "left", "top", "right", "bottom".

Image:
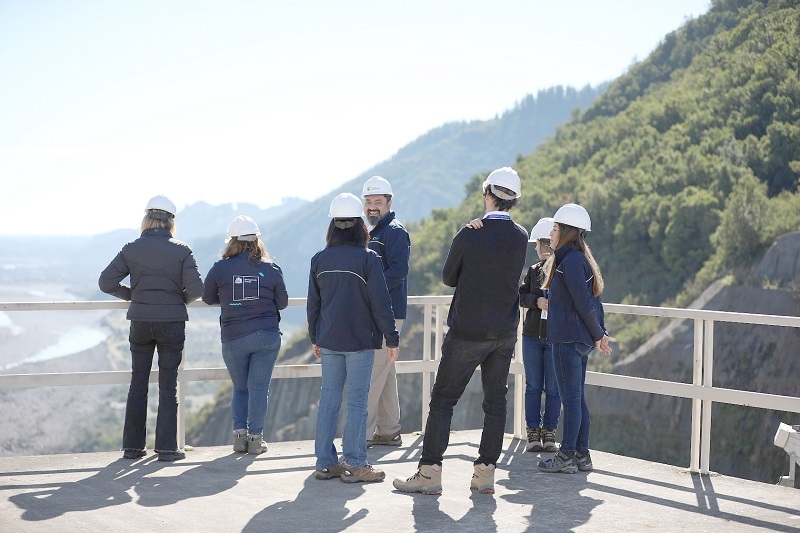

{"left": 470, "top": 463, "right": 495, "bottom": 494}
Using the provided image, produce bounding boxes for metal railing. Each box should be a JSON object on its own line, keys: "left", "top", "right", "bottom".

{"left": 2, "top": 297, "right": 800, "bottom": 474}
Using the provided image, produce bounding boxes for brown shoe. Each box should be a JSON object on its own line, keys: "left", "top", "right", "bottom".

{"left": 247, "top": 434, "right": 268, "bottom": 455}
{"left": 541, "top": 428, "right": 558, "bottom": 452}
{"left": 315, "top": 463, "right": 345, "bottom": 480}
{"left": 525, "top": 427, "right": 542, "bottom": 452}
{"left": 341, "top": 464, "right": 385, "bottom": 483}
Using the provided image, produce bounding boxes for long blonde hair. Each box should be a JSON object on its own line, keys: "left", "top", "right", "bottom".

{"left": 542, "top": 223, "right": 604, "bottom": 297}
{"left": 223, "top": 237, "right": 272, "bottom": 264}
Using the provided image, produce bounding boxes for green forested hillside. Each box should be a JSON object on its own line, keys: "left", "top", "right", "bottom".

{"left": 409, "top": 0, "right": 800, "bottom": 352}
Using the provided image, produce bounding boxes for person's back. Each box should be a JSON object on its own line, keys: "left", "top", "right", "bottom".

{"left": 112, "top": 229, "right": 202, "bottom": 320}
{"left": 204, "top": 253, "right": 287, "bottom": 343}
{"left": 394, "top": 167, "right": 529, "bottom": 496}
{"left": 309, "top": 243, "right": 396, "bottom": 352}
{"left": 444, "top": 218, "right": 528, "bottom": 336}
{"left": 98, "top": 195, "right": 202, "bottom": 463}
{"left": 201, "top": 215, "right": 288, "bottom": 456}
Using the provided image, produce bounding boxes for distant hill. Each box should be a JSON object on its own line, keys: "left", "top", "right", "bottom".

{"left": 188, "top": 84, "right": 607, "bottom": 323}
{"left": 0, "top": 198, "right": 308, "bottom": 299}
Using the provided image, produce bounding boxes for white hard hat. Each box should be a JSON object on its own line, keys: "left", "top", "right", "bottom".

{"left": 482, "top": 167, "right": 521, "bottom": 199}
{"left": 226, "top": 215, "right": 261, "bottom": 242}
{"left": 553, "top": 203, "right": 591, "bottom": 231}
{"left": 362, "top": 176, "right": 393, "bottom": 197}
{"left": 329, "top": 193, "right": 364, "bottom": 218}
{"left": 145, "top": 195, "right": 176, "bottom": 215}
{"left": 529, "top": 217, "right": 555, "bottom": 242}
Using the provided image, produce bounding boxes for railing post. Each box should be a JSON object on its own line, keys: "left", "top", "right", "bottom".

{"left": 421, "top": 303, "right": 432, "bottom": 434}
{"left": 513, "top": 314, "right": 524, "bottom": 439}
{"left": 700, "top": 319, "right": 714, "bottom": 474}
{"left": 177, "top": 348, "right": 186, "bottom": 450}
{"left": 419, "top": 303, "right": 444, "bottom": 434}
{"left": 690, "top": 318, "right": 703, "bottom": 473}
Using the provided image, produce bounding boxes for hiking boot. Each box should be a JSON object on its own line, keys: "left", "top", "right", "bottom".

{"left": 341, "top": 463, "right": 385, "bottom": 483}
{"left": 233, "top": 430, "right": 248, "bottom": 453}
{"left": 368, "top": 430, "right": 402, "bottom": 446}
{"left": 393, "top": 465, "right": 443, "bottom": 494}
{"left": 315, "top": 463, "right": 345, "bottom": 480}
{"left": 157, "top": 450, "right": 186, "bottom": 462}
{"left": 247, "top": 434, "right": 268, "bottom": 455}
{"left": 538, "top": 450, "right": 577, "bottom": 473}
{"left": 576, "top": 450, "right": 593, "bottom": 472}
{"left": 122, "top": 449, "right": 146, "bottom": 459}
{"left": 470, "top": 463, "right": 495, "bottom": 494}
{"left": 541, "top": 428, "right": 558, "bottom": 452}
{"left": 525, "top": 427, "right": 542, "bottom": 452}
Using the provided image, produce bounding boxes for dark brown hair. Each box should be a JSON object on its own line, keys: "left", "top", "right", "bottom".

{"left": 325, "top": 218, "right": 369, "bottom": 248}
{"left": 483, "top": 185, "right": 518, "bottom": 211}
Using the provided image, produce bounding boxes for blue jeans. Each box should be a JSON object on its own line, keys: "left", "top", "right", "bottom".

{"left": 522, "top": 335, "right": 560, "bottom": 429}
{"left": 551, "top": 342, "right": 593, "bottom": 455}
{"left": 315, "top": 348, "right": 374, "bottom": 469}
{"left": 222, "top": 330, "right": 281, "bottom": 436}
{"left": 421, "top": 330, "right": 516, "bottom": 467}
{"left": 123, "top": 321, "right": 184, "bottom": 453}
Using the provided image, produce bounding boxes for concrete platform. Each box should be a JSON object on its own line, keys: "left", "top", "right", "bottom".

{"left": 1, "top": 430, "right": 799, "bottom": 532}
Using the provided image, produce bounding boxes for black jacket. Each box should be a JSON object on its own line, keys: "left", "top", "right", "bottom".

{"left": 442, "top": 216, "right": 528, "bottom": 337}
{"left": 519, "top": 260, "right": 547, "bottom": 339}
{"left": 99, "top": 228, "right": 204, "bottom": 322}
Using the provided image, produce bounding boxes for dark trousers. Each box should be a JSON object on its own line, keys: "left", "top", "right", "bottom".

{"left": 122, "top": 320, "right": 185, "bottom": 453}
{"left": 420, "top": 330, "right": 516, "bottom": 467}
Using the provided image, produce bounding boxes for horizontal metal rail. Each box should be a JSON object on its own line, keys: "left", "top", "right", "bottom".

{"left": 1, "top": 296, "right": 799, "bottom": 474}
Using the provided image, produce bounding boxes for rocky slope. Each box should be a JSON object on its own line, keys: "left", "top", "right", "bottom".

{"left": 587, "top": 232, "right": 800, "bottom": 483}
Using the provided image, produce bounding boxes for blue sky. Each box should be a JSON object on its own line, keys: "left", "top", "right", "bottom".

{"left": 0, "top": 0, "right": 710, "bottom": 236}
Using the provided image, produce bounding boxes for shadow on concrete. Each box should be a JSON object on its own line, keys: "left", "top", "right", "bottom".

{"left": 243, "top": 474, "right": 368, "bottom": 532}
{"left": 134, "top": 452, "right": 254, "bottom": 507}
{"left": 7, "top": 458, "right": 140, "bottom": 521}
{"left": 499, "top": 439, "right": 601, "bottom": 532}
{"left": 582, "top": 469, "right": 799, "bottom": 532}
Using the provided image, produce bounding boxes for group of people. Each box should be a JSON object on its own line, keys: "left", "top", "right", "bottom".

{"left": 98, "top": 177, "right": 409, "bottom": 465}
{"left": 98, "top": 165, "right": 611, "bottom": 496}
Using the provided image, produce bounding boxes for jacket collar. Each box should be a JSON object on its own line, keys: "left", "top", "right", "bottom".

{"left": 371, "top": 210, "right": 396, "bottom": 233}
{"left": 141, "top": 228, "right": 172, "bottom": 238}
{"left": 554, "top": 243, "right": 576, "bottom": 265}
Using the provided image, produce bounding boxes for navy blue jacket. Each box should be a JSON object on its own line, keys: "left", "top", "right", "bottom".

{"left": 99, "top": 228, "right": 204, "bottom": 322}
{"left": 442, "top": 216, "right": 528, "bottom": 337}
{"left": 307, "top": 244, "right": 399, "bottom": 351}
{"left": 202, "top": 252, "right": 288, "bottom": 343}
{"left": 368, "top": 211, "right": 410, "bottom": 319}
{"left": 546, "top": 245, "right": 607, "bottom": 346}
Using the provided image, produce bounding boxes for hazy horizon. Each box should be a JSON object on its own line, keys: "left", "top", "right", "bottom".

{"left": 1, "top": 0, "right": 711, "bottom": 236}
